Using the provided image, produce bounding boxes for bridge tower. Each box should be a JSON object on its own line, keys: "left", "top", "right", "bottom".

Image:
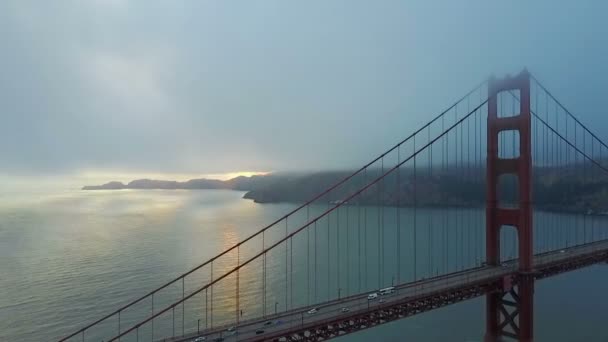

{"left": 485, "top": 69, "right": 534, "bottom": 342}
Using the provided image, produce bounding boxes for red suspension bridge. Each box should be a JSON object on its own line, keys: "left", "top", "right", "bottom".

{"left": 57, "top": 70, "right": 608, "bottom": 342}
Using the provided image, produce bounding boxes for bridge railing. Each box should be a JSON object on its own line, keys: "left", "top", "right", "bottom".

{"left": 58, "top": 80, "right": 489, "bottom": 341}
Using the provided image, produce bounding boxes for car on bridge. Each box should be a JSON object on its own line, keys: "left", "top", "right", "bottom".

{"left": 193, "top": 337, "right": 206, "bottom": 342}
{"left": 307, "top": 308, "right": 319, "bottom": 314}
{"left": 367, "top": 293, "right": 378, "bottom": 300}
{"left": 379, "top": 286, "right": 395, "bottom": 295}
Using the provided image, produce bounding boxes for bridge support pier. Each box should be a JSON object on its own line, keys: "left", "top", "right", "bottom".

{"left": 518, "top": 275, "right": 534, "bottom": 342}
{"left": 484, "top": 275, "right": 534, "bottom": 342}
{"left": 485, "top": 70, "right": 534, "bottom": 342}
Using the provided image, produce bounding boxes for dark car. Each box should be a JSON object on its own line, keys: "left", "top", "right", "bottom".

{"left": 264, "top": 321, "right": 273, "bottom": 326}
{"left": 255, "top": 329, "right": 265, "bottom": 335}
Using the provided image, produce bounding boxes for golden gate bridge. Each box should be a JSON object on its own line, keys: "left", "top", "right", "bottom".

{"left": 57, "top": 70, "right": 608, "bottom": 342}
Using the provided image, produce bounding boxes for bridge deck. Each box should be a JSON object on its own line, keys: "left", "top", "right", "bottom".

{"left": 173, "top": 240, "right": 608, "bottom": 342}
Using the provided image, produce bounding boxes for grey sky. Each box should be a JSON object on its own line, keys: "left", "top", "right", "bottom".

{"left": 1, "top": 1, "right": 607, "bottom": 180}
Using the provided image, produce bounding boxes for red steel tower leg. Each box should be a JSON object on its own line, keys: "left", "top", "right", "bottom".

{"left": 484, "top": 69, "right": 534, "bottom": 342}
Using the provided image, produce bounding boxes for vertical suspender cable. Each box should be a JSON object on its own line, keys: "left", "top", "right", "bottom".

{"left": 364, "top": 168, "right": 368, "bottom": 291}
{"left": 535, "top": 82, "right": 539, "bottom": 253}
{"left": 583, "top": 126, "right": 587, "bottom": 244}
{"left": 337, "top": 206, "right": 341, "bottom": 297}
{"left": 381, "top": 157, "right": 385, "bottom": 286}
{"left": 413, "top": 135, "right": 417, "bottom": 282}
{"left": 454, "top": 104, "right": 459, "bottom": 269}
{"left": 473, "top": 105, "right": 477, "bottom": 266}
{"left": 565, "top": 109, "right": 569, "bottom": 247}
{"left": 592, "top": 137, "right": 595, "bottom": 242}
{"left": 327, "top": 201, "right": 330, "bottom": 301}
{"left": 182, "top": 277, "right": 185, "bottom": 336}
{"left": 376, "top": 164, "right": 381, "bottom": 287}
{"left": 262, "top": 232, "right": 266, "bottom": 318}
{"left": 285, "top": 219, "right": 288, "bottom": 311}
{"left": 443, "top": 114, "right": 448, "bottom": 273}
{"left": 358, "top": 176, "right": 362, "bottom": 293}
{"left": 210, "top": 262, "right": 213, "bottom": 328}
{"left": 428, "top": 125, "right": 432, "bottom": 277}
{"left": 290, "top": 237, "right": 293, "bottom": 309}
{"left": 460, "top": 107, "right": 465, "bottom": 268}
{"left": 397, "top": 145, "right": 401, "bottom": 285}
{"left": 346, "top": 202, "right": 350, "bottom": 296}
{"left": 307, "top": 206, "right": 310, "bottom": 306}
{"left": 314, "top": 220, "right": 318, "bottom": 302}
{"left": 234, "top": 248, "right": 239, "bottom": 326}
{"left": 468, "top": 99, "right": 472, "bottom": 267}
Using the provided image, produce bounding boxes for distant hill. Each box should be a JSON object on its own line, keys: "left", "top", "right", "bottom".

{"left": 242, "top": 165, "right": 608, "bottom": 214}
{"left": 82, "top": 175, "right": 270, "bottom": 191}
{"left": 83, "top": 165, "right": 608, "bottom": 214}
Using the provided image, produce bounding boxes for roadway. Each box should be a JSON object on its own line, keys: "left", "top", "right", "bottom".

{"left": 172, "top": 239, "right": 608, "bottom": 342}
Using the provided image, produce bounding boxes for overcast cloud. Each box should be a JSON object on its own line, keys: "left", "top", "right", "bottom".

{"left": 1, "top": 1, "right": 607, "bottom": 180}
